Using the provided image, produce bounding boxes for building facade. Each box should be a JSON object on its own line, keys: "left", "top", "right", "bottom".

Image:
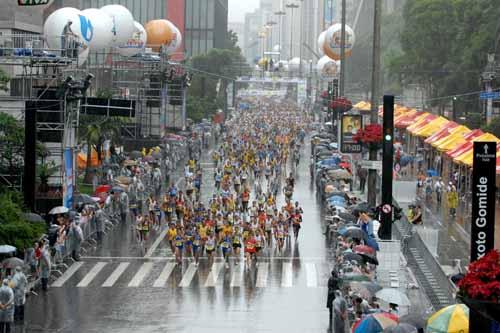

{"left": 184, "top": 0, "right": 228, "bottom": 57}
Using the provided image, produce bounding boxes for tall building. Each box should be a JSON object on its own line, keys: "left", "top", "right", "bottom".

{"left": 0, "top": 2, "right": 43, "bottom": 34}
{"left": 184, "top": 0, "right": 228, "bottom": 57}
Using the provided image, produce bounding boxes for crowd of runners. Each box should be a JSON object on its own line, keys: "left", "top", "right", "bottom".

{"left": 131, "top": 98, "right": 310, "bottom": 269}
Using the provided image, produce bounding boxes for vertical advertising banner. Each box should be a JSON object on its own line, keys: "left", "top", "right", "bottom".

{"left": 340, "top": 114, "right": 362, "bottom": 153}
{"left": 63, "top": 148, "right": 74, "bottom": 209}
{"left": 470, "top": 141, "right": 496, "bottom": 261}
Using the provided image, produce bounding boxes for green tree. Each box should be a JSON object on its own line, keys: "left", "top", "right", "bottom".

{"left": 392, "top": 0, "right": 500, "bottom": 115}
{"left": 79, "top": 115, "right": 125, "bottom": 183}
{"left": 0, "top": 191, "right": 45, "bottom": 251}
{"left": 0, "top": 68, "right": 10, "bottom": 91}
{"left": 482, "top": 116, "right": 500, "bottom": 137}
{"left": 0, "top": 112, "right": 25, "bottom": 177}
{"left": 186, "top": 31, "right": 250, "bottom": 121}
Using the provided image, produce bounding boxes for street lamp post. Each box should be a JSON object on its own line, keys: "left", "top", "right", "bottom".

{"left": 286, "top": 3, "right": 299, "bottom": 61}
{"left": 274, "top": 10, "right": 286, "bottom": 61}
{"left": 298, "top": 0, "right": 304, "bottom": 78}
{"left": 266, "top": 21, "right": 277, "bottom": 59}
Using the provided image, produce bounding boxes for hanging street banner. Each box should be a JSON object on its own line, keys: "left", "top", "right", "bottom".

{"left": 18, "top": 0, "right": 50, "bottom": 5}
{"left": 63, "top": 148, "right": 74, "bottom": 209}
{"left": 340, "top": 114, "right": 362, "bottom": 153}
{"left": 470, "top": 141, "right": 496, "bottom": 262}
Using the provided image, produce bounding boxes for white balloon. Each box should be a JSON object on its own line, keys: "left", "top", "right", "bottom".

{"left": 317, "top": 56, "right": 339, "bottom": 79}
{"left": 317, "top": 31, "right": 326, "bottom": 56}
{"left": 117, "top": 21, "right": 147, "bottom": 57}
{"left": 81, "top": 8, "right": 113, "bottom": 51}
{"left": 165, "top": 23, "right": 182, "bottom": 54}
{"left": 288, "top": 57, "right": 304, "bottom": 71}
{"left": 273, "top": 44, "right": 281, "bottom": 53}
{"left": 100, "top": 5, "right": 135, "bottom": 47}
{"left": 324, "top": 23, "right": 355, "bottom": 60}
{"left": 43, "top": 7, "right": 91, "bottom": 50}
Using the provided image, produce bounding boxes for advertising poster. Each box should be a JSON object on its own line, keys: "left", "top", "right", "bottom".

{"left": 341, "top": 114, "right": 362, "bottom": 153}
{"left": 63, "top": 148, "right": 74, "bottom": 208}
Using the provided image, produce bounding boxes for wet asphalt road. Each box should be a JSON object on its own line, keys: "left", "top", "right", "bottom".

{"left": 23, "top": 140, "right": 335, "bottom": 333}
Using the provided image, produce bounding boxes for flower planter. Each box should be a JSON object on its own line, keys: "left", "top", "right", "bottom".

{"left": 459, "top": 296, "right": 500, "bottom": 323}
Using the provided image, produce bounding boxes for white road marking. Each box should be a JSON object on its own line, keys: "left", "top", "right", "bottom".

{"left": 281, "top": 262, "right": 293, "bottom": 287}
{"left": 102, "top": 262, "right": 130, "bottom": 287}
{"left": 144, "top": 229, "right": 168, "bottom": 258}
{"left": 153, "top": 263, "right": 176, "bottom": 287}
{"left": 52, "top": 262, "right": 84, "bottom": 287}
{"left": 230, "top": 265, "right": 244, "bottom": 287}
{"left": 204, "top": 262, "right": 224, "bottom": 287}
{"left": 256, "top": 262, "right": 269, "bottom": 288}
{"left": 128, "top": 262, "right": 154, "bottom": 287}
{"left": 306, "top": 263, "right": 318, "bottom": 287}
{"left": 81, "top": 256, "right": 329, "bottom": 261}
{"left": 179, "top": 263, "right": 198, "bottom": 287}
{"left": 77, "top": 262, "right": 107, "bottom": 287}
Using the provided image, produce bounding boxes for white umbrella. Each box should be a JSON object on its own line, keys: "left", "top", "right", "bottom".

{"left": 376, "top": 288, "right": 411, "bottom": 306}
{"left": 49, "top": 206, "right": 69, "bottom": 215}
{"left": 0, "top": 245, "right": 17, "bottom": 254}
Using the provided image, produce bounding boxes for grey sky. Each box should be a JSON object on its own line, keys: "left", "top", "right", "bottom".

{"left": 229, "top": 0, "right": 260, "bottom": 23}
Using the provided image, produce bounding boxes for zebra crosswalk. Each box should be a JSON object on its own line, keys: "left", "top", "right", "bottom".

{"left": 51, "top": 259, "right": 331, "bottom": 289}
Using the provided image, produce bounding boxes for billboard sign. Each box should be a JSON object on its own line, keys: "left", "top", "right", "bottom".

{"left": 341, "top": 114, "right": 362, "bottom": 153}
{"left": 470, "top": 141, "right": 496, "bottom": 261}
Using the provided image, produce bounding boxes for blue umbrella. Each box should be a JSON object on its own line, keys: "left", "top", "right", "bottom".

{"left": 427, "top": 169, "right": 438, "bottom": 177}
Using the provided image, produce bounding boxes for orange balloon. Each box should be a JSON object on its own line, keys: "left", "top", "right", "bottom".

{"left": 323, "top": 40, "right": 352, "bottom": 60}
{"left": 144, "top": 19, "right": 174, "bottom": 51}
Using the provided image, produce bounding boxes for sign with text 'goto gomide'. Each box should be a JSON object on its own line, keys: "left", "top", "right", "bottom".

{"left": 470, "top": 141, "right": 496, "bottom": 262}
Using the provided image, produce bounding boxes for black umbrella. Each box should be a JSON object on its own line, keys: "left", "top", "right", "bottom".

{"left": 400, "top": 313, "right": 427, "bottom": 331}
{"left": 73, "top": 194, "right": 98, "bottom": 206}
{"left": 342, "top": 252, "right": 365, "bottom": 264}
{"left": 339, "top": 227, "right": 367, "bottom": 240}
{"left": 358, "top": 252, "right": 379, "bottom": 265}
{"left": 338, "top": 212, "right": 357, "bottom": 222}
{"left": 111, "top": 186, "right": 125, "bottom": 193}
{"left": 351, "top": 202, "right": 370, "bottom": 212}
{"left": 23, "top": 213, "right": 44, "bottom": 223}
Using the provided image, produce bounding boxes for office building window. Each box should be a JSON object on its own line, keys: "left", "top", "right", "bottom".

{"left": 193, "top": 0, "right": 200, "bottom": 29}
{"left": 207, "top": 0, "right": 214, "bottom": 29}
{"left": 200, "top": 0, "right": 207, "bottom": 29}
{"left": 185, "top": 0, "right": 193, "bottom": 29}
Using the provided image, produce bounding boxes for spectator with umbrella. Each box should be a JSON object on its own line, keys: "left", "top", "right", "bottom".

{"left": 38, "top": 240, "right": 51, "bottom": 291}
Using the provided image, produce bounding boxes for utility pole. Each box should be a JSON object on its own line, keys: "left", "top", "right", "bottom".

{"left": 339, "top": 0, "right": 346, "bottom": 97}
{"left": 286, "top": 3, "right": 299, "bottom": 61}
{"left": 367, "top": 0, "right": 382, "bottom": 207}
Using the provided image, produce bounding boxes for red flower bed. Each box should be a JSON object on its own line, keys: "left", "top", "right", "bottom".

{"left": 458, "top": 250, "right": 500, "bottom": 302}
{"left": 353, "top": 124, "right": 383, "bottom": 144}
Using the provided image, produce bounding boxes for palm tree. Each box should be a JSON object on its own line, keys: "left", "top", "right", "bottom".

{"left": 79, "top": 115, "right": 125, "bottom": 184}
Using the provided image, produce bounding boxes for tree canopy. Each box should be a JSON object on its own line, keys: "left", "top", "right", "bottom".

{"left": 389, "top": 0, "right": 500, "bottom": 124}
{"left": 186, "top": 30, "right": 250, "bottom": 122}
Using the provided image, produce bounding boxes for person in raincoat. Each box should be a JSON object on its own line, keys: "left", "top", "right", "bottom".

{"left": 38, "top": 242, "right": 51, "bottom": 291}
{"left": 10, "top": 267, "right": 27, "bottom": 321}
{"left": 119, "top": 191, "right": 129, "bottom": 224}
{"left": 447, "top": 185, "right": 458, "bottom": 217}
{"left": 94, "top": 202, "right": 106, "bottom": 241}
{"left": 68, "top": 220, "right": 83, "bottom": 261}
{"left": 0, "top": 279, "right": 14, "bottom": 332}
